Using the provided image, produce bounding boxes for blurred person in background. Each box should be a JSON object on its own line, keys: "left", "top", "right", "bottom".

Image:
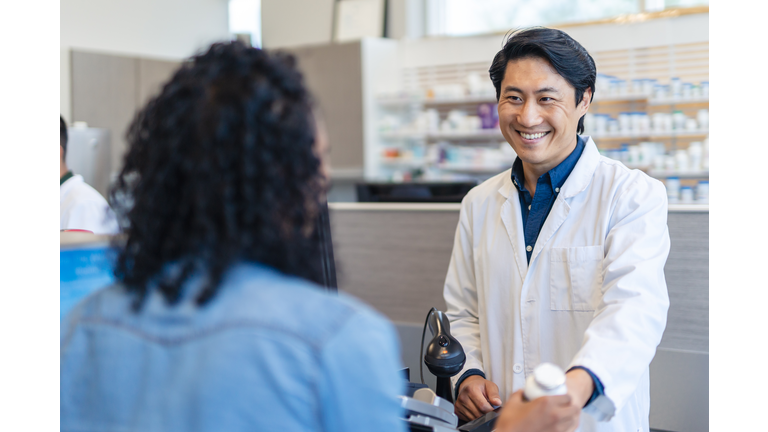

{"left": 60, "top": 115, "right": 119, "bottom": 234}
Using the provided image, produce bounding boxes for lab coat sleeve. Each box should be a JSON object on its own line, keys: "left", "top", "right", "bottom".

{"left": 65, "top": 200, "right": 119, "bottom": 235}
{"left": 443, "top": 198, "right": 484, "bottom": 390}
{"left": 318, "top": 309, "right": 406, "bottom": 432}
{"left": 568, "top": 176, "right": 670, "bottom": 415}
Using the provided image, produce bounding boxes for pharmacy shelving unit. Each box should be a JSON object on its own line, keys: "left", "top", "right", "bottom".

{"left": 368, "top": 37, "right": 709, "bottom": 193}
{"left": 374, "top": 90, "right": 513, "bottom": 182}
{"left": 587, "top": 41, "right": 709, "bottom": 194}
{"left": 588, "top": 92, "right": 709, "bottom": 190}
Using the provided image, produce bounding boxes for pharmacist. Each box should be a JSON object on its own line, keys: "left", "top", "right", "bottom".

{"left": 60, "top": 116, "right": 119, "bottom": 234}
{"left": 443, "top": 28, "right": 670, "bottom": 432}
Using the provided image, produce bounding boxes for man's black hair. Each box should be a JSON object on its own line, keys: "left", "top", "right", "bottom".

{"left": 60, "top": 115, "right": 68, "bottom": 158}
{"left": 489, "top": 27, "right": 596, "bottom": 134}
{"left": 109, "top": 41, "right": 326, "bottom": 309}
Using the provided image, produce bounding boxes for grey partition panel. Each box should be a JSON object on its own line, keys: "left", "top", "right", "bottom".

{"left": 137, "top": 58, "right": 181, "bottom": 107}
{"left": 280, "top": 42, "right": 364, "bottom": 171}
{"left": 330, "top": 209, "right": 458, "bottom": 322}
{"left": 71, "top": 50, "right": 138, "bottom": 174}
{"left": 650, "top": 211, "right": 708, "bottom": 431}
{"left": 660, "top": 212, "right": 709, "bottom": 353}
{"left": 650, "top": 348, "right": 709, "bottom": 432}
{"left": 71, "top": 51, "right": 180, "bottom": 177}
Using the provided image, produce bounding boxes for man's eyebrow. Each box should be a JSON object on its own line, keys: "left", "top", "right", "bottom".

{"left": 535, "top": 87, "right": 559, "bottom": 94}
{"left": 502, "top": 86, "right": 560, "bottom": 94}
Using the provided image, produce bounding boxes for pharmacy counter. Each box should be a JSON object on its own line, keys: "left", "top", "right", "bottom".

{"left": 328, "top": 203, "right": 708, "bottom": 432}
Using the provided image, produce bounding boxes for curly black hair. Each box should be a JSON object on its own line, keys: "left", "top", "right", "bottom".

{"left": 109, "top": 41, "right": 326, "bottom": 308}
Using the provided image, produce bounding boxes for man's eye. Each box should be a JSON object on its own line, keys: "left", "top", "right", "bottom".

{"left": 508, "top": 96, "right": 522, "bottom": 102}
{"left": 540, "top": 97, "right": 553, "bottom": 102}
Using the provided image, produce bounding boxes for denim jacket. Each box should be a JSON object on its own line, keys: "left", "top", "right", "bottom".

{"left": 61, "top": 262, "right": 407, "bottom": 432}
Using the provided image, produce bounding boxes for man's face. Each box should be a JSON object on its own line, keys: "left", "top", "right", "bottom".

{"left": 497, "top": 56, "right": 591, "bottom": 175}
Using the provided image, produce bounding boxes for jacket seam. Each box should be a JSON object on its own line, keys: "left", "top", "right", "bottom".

{"left": 74, "top": 316, "right": 351, "bottom": 352}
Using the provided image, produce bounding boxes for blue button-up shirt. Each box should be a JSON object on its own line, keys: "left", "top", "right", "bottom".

{"left": 511, "top": 136, "right": 585, "bottom": 263}
{"left": 455, "top": 136, "right": 605, "bottom": 407}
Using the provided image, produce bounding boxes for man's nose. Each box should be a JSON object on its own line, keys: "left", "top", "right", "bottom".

{"left": 517, "top": 100, "right": 542, "bottom": 128}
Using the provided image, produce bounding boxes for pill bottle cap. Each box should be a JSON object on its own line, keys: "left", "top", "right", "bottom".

{"left": 533, "top": 363, "right": 566, "bottom": 390}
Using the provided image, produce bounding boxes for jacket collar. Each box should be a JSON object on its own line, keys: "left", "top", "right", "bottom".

{"left": 498, "top": 135, "right": 599, "bottom": 201}
{"left": 60, "top": 170, "right": 74, "bottom": 186}
{"left": 559, "top": 135, "right": 599, "bottom": 199}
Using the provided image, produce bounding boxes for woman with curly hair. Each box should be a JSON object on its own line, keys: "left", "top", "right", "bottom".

{"left": 60, "top": 41, "right": 406, "bottom": 432}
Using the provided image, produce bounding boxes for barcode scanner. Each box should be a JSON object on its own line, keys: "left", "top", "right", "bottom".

{"left": 420, "top": 307, "right": 466, "bottom": 403}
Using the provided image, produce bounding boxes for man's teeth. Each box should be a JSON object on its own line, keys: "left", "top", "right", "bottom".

{"left": 520, "top": 132, "right": 547, "bottom": 140}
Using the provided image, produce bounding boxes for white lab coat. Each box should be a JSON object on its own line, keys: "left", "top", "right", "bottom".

{"left": 444, "top": 137, "right": 670, "bottom": 432}
{"left": 60, "top": 174, "right": 119, "bottom": 235}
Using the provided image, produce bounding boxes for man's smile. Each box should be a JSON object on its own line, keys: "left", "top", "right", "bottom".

{"left": 516, "top": 130, "right": 551, "bottom": 142}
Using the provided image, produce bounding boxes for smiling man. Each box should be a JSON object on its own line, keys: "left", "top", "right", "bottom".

{"left": 443, "top": 28, "right": 671, "bottom": 432}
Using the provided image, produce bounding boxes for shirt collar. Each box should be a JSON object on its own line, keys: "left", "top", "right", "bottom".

{"left": 60, "top": 171, "right": 74, "bottom": 186}
{"left": 510, "top": 135, "right": 585, "bottom": 192}
{"left": 549, "top": 135, "right": 585, "bottom": 189}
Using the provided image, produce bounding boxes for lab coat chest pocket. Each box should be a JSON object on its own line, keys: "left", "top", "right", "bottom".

{"left": 549, "top": 246, "right": 603, "bottom": 311}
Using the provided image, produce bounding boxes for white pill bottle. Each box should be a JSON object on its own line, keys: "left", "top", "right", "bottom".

{"left": 523, "top": 363, "right": 568, "bottom": 400}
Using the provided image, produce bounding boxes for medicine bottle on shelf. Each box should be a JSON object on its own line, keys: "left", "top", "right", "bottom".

{"left": 523, "top": 363, "right": 568, "bottom": 401}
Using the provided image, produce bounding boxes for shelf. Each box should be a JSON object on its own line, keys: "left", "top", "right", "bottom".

{"left": 380, "top": 158, "right": 427, "bottom": 168}
{"left": 424, "top": 95, "right": 497, "bottom": 105}
{"left": 380, "top": 129, "right": 503, "bottom": 141}
{"left": 379, "top": 157, "right": 516, "bottom": 175}
{"left": 377, "top": 94, "right": 497, "bottom": 107}
{"left": 377, "top": 96, "right": 425, "bottom": 107}
{"left": 647, "top": 97, "right": 709, "bottom": 106}
{"left": 592, "top": 94, "right": 649, "bottom": 103}
{"left": 646, "top": 170, "right": 709, "bottom": 179}
{"left": 591, "top": 95, "right": 709, "bottom": 105}
{"left": 590, "top": 129, "right": 709, "bottom": 140}
{"left": 436, "top": 163, "right": 513, "bottom": 174}
{"left": 430, "top": 130, "right": 504, "bottom": 140}
{"left": 378, "top": 95, "right": 708, "bottom": 108}
{"left": 379, "top": 131, "right": 427, "bottom": 140}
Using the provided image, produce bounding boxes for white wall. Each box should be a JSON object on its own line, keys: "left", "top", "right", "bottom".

{"left": 260, "top": 0, "right": 335, "bottom": 49}
{"left": 60, "top": 0, "right": 230, "bottom": 120}
{"left": 399, "top": 12, "right": 709, "bottom": 69}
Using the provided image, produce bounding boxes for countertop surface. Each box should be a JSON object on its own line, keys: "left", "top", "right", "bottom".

{"left": 329, "top": 202, "right": 709, "bottom": 212}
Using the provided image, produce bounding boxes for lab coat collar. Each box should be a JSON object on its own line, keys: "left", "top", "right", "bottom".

{"left": 496, "top": 135, "right": 598, "bottom": 201}
{"left": 60, "top": 170, "right": 74, "bottom": 186}
{"left": 559, "top": 135, "right": 600, "bottom": 199}
{"left": 497, "top": 170, "right": 516, "bottom": 201}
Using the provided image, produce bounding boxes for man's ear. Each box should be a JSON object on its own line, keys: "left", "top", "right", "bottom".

{"left": 579, "top": 88, "right": 593, "bottom": 114}
{"left": 60, "top": 145, "right": 65, "bottom": 163}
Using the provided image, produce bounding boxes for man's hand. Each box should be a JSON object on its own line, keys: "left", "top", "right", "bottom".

{"left": 494, "top": 390, "right": 580, "bottom": 432}
{"left": 564, "top": 368, "right": 595, "bottom": 410}
{"left": 454, "top": 375, "right": 503, "bottom": 421}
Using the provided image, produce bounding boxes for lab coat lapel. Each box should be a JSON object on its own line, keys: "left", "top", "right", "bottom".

{"left": 498, "top": 175, "right": 528, "bottom": 280}
{"left": 529, "top": 136, "right": 600, "bottom": 264}
{"left": 529, "top": 197, "right": 570, "bottom": 264}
